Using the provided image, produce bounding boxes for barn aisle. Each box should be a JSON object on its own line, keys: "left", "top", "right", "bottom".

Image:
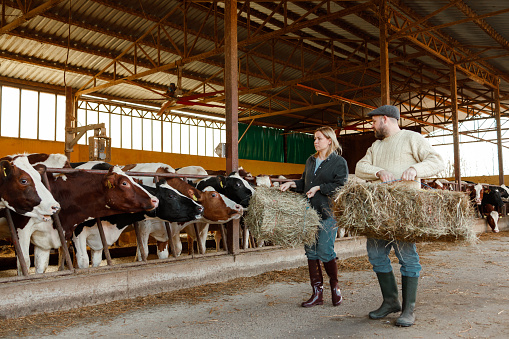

{"left": 1, "top": 232, "right": 508, "bottom": 338}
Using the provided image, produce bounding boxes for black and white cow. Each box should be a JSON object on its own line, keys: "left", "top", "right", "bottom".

{"left": 481, "top": 187, "right": 504, "bottom": 233}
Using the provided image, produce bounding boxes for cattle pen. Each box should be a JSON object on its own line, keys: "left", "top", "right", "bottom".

{"left": 0, "top": 212, "right": 506, "bottom": 319}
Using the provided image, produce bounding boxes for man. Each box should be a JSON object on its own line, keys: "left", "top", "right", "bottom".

{"left": 355, "top": 105, "right": 444, "bottom": 327}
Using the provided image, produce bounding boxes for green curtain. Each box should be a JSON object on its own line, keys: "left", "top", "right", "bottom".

{"left": 237, "top": 123, "right": 313, "bottom": 164}
{"left": 238, "top": 123, "right": 284, "bottom": 162}
{"left": 286, "top": 132, "right": 315, "bottom": 164}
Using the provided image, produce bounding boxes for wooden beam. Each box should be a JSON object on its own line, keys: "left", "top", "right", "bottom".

{"left": 495, "top": 80, "right": 504, "bottom": 185}
{"left": 0, "top": 0, "right": 66, "bottom": 35}
{"left": 379, "top": 0, "right": 390, "bottom": 105}
{"left": 224, "top": 0, "right": 239, "bottom": 255}
{"left": 450, "top": 65, "right": 461, "bottom": 189}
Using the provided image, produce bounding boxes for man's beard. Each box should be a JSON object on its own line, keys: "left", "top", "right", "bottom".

{"left": 374, "top": 124, "right": 389, "bottom": 140}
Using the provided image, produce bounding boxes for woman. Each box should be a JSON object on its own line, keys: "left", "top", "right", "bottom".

{"left": 280, "top": 126, "right": 348, "bottom": 307}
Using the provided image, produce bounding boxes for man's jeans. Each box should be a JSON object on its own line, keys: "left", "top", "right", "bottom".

{"left": 366, "top": 237, "right": 421, "bottom": 277}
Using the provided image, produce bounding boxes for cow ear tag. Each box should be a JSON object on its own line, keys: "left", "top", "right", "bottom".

{"left": 2, "top": 168, "right": 6, "bottom": 177}
{"left": 192, "top": 194, "right": 198, "bottom": 201}
{"left": 106, "top": 180, "right": 114, "bottom": 189}
{"left": 220, "top": 181, "right": 223, "bottom": 188}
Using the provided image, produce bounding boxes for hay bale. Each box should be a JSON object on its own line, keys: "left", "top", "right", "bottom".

{"left": 332, "top": 181, "right": 477, "bottom": 243}
{"left": 245, "top": 187, "right": 321, "bottom": 248}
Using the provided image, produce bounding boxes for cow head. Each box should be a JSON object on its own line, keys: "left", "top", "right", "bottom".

{"left": 152, "top": 181, "right": 204, "bottom": 222}
{"left": 198, "top": 186, "right": 243, "bottom": 222}
{"left": 483, "top": 203, "right": 500, "bottom": 233}
{"left": 0, "top": 157, "right": 60, "bottom": 220}
{"left": 196, "top": 175, "right": 226, "bottom": 192}
{"left": 225, "top": 172, "right": 255, "bottom": 207}
{"left": 103, "top": 166, "right": 159, "bottom": 212}
{"left": 472, "top": 184, "right": 483, "bottom": 204}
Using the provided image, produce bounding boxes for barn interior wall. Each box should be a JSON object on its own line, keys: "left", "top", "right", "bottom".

{"left": 0, "top": 137, "right": 305, "bottom": 176}
{"left": 450, "top": 176, "right": 508, "bottom": 186}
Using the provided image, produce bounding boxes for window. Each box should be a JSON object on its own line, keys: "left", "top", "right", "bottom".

{"left": 39, "top": 93, "right": 56, "bottom": 141}
{"left": 121, "top": 115, "right": 132, "bottom": 149}
{"left": 1, "top": 86, "right": 20, "bottom": 138}
{"left": 0, "top": 85, "right": 226, "bottom": 157}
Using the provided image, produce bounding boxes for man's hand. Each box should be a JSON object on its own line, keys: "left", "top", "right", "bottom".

{"left": 401, "top": 167, "right": 417, "bottom": 181}
{"left": 279, "top": 181, "right": 296, "bottom": 192}
{"left": 376, "top": 170, "right": 395, "bottom": 183}
{"left": 306, "top": 186, "right": 320, "bottom": 198}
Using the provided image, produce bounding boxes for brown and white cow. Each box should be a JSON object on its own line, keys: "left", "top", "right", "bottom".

{"left": 70, "top": 161, "right": 203, "bottom": 268}
{"left": 0, "top": 156, "right": 60, "bottom": 222}
{"left": 463, "top": 182, "right": 484, "bottom": 217}
{"left": 4, "top": 166, "right": 158, "bottom": 274}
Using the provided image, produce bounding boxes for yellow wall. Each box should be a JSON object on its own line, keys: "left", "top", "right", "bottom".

{"left": 0, "top": 136, "right": 305, "bottom": 176}
{"left": 448, "top": 176, "right": 509, "bottom": 186}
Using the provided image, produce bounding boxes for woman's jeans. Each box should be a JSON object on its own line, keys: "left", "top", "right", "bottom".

{"left": 305, "top": 217, "right": 337, "bottom": 263}
{"left": 366, "top": 237, "right": 421, "bottom": 277}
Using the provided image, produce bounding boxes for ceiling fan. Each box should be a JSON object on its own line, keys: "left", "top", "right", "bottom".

{"left": 157, "top": 67, "right": 225, "bottom": 115}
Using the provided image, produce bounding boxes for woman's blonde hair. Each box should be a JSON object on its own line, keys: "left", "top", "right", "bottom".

{"left": 314, "top": 126, "right": 342, "bottom": 157}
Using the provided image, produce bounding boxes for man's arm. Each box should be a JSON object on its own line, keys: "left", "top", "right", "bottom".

{"left": 355, "top": 146, "right": 385, "bottom": 181}
{"left": 410, "top": 135, "right": 445, "bottom": 178}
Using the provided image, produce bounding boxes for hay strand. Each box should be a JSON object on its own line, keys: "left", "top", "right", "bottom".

{"left": 245, "top": 187, "right": 322, "bottom": 248}
{"left": 332, "top": 181, "right": 477, "bottom": 243}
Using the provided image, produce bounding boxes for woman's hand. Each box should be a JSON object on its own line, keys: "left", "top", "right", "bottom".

{"left": 306, "top": 185, "right": 320, "bottom": 198}
{"left": 279, "top": 181, "right": 296, "bottom": 192}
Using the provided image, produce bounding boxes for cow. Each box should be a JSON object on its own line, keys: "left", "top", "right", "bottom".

{"left": 72, "top": 180, "right": 204, "bottom": 268}
{"left": 500, "top": 184, "right": 509, "bottom": 199}
{"left": 182, "top": 186, "right": 244, "bottom": 255}
{"left": 255, "top": 175, "right": 274, "bottom": 188}
{"left": 196, "top": 171, "right": 254, "bottom": 208}
{"left": 0, "top": 156, "right": 60, "bottom": 222}
{"left": 483, "top": 204, "right": 500, "bottom": 233}
{"left": 121, "top": 163, "right": 176, "bottom": 185}
{"left": 175, "top": 166, "right": 209, "bottom": 184}
{"left": 3, "top": 166, "right": 159, "bottom": 274}
{"left": 147, "top": 177, "right": 243, "bottom": 258}
{"left": 25, "top": 153, "right": 71, "bottom": 168}
{"left": 481, "top": 187, "right": 504, "bottom": 233}
{"left": 426, "top": 178, "right": 446, "bottom": 190}
{"left": 119, "top": 163, "right": 243, "bottom": 258}
{"left": 462, "top": 183, "right": 483, "bottom": 217}
{"left": 70, "top": 161, "right": 113, "bottom": 171}
{"left": 195, "top": 170, "right": 255, "bottom": 250}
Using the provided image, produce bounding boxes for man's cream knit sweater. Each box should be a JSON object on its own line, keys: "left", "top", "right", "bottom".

{"left": 355, "top": 129, "right": 444, "bottom": 189}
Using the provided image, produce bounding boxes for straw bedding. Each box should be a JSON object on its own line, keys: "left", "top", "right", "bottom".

{"left": 332, "top": 181, "right": 477, "bottom": 243}
{"left": 244, "top": 187, "right": 321, "bottom": 248}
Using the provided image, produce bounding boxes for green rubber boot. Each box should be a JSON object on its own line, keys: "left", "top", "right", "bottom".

{"left": 396, "top": 276, "right": 418, "bottom": 327}
{"left": 369, "top": 271, "right": 402, "bottom": 319}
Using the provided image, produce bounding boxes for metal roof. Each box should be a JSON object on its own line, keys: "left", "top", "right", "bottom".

{"left": 1, "top": 0, "right": 509, "bottom": 142}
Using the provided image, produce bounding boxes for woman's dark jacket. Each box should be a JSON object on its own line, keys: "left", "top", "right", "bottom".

{"left": 293, "top": 152, "right": 348, "bottom": 219}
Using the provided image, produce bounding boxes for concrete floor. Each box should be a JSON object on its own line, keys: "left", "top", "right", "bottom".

{"left": 11, "top": 232, "right": 509, "bottom": 339}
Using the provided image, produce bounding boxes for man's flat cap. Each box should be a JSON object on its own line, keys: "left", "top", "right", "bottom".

{"left": 367, "top": 105, "right": 400, "bottom": 120}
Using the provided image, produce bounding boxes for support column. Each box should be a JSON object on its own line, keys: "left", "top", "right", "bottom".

{"left": 225, "top": 0, "right": 239, "bottom": 254}
{"left": 64, "top": 87, "right": 75, "bottom": 160}
{"left": 450, "top": 65, "right": 461, "bottom": 190}
{"left": 495, "top": 79, "right": 504, "bottom": 185}
{"left": 379, "top": 0, "right": 390, "bottom": 105}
